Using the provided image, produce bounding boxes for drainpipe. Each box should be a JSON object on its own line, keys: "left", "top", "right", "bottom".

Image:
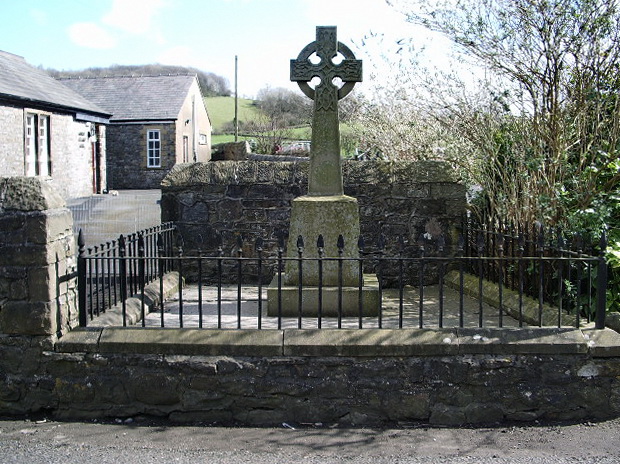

{"left": 192, "top": 96, "right": 197, "bottom": 162}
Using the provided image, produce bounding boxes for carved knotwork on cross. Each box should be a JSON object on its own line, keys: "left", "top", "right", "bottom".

{"left": 291, "top": 26, "right": 362, "bottom": 111}
{"left": 291, "top": 26, "right": 362, "bottom": 196}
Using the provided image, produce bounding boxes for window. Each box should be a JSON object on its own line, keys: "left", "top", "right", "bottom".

{"left": 25, "top": 113, "right": 51, "bottom": 176}
{"left": 183, "top": 136, "right": 189, "bottom": 163}
{"left": 147, "top": 130, "right": 161, "bottom": 168}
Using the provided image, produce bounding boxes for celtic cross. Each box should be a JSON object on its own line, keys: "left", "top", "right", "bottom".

{"left": 291, "top": 26, "right": 362, "bottom": 196}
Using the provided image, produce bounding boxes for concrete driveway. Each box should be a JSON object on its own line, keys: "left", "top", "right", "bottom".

{"left": 67, "top": 190, "right": 162, "bottom": 248}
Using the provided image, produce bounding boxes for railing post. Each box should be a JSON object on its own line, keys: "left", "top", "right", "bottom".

{"left": 377, "top": 233, "right": 385, "bottom": 328}
{"left": 458, "top": 234, "right": 465, "bottom": 328}
{"left": 596, "top": 231, "right": 608, "bottom": 330}
{"left": 399, "top": 235, "right": 407, "bottom": 329}
{"left": 357, "top": 235, "right": 365, "bottom": 329}
{"left": 477, "top": 231, "right": 485, "bottom": 328}
{"left": 177, "top": 232, "right": 184, "bottom": 328}
{"left": 157, "top": 234, "right": 165, "bottom": 327}
{"left": 438, "top": 234, "right": 445, "bottom": 329}
{"left": 297, "top": 235, "right": 305, "bottom": 329}
{"left": 236, "top": 235, "right": 243, "bottom": 329}
{"left": 276, "top": 233, "right": 284, "bottom": 329}
{"left": 217, "top": 236, "right": 224, "bottom": 329}
{"left": 93, "top": 245, "right": 100, "bottom": 316}
{"left": 317, "top": 234, "right": 324, "bottom": 329}
{"left": 337, "top": 234, "right": 345, "bottom": 329}
{"left": 537, "top": 227, "right": 545, "bottom": 327}
{"left": 77, "top": 230, "right": 87, "bottom": 327}
{"left": 256, "top": 237, "right": 264, "bottom": 329}
{"left": 119, "top": 234, "right": 127, "bottom": 327}
{"left": 498, "top": 233, "right": 504, "bottom": 328}
{"left": 138, "top": 233, "right": 146, "bottom": 327}
{"left": 416, "top": 234, "right": 426, "bottom": 329}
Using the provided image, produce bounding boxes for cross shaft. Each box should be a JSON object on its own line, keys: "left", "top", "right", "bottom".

{"left": 291, "top": 26, "right": 362, "bottom": 196}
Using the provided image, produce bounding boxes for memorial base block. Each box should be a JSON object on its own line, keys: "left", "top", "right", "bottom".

{"left": 267, "top": 274, "right": 380, "bottom": 317}
{"left": 285, "top": 194, "right": 362, "bottom": 286}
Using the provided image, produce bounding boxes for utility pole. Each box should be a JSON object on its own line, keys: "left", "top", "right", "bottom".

{"left": 234, "top": 55, "right": 239, "bottom": 142}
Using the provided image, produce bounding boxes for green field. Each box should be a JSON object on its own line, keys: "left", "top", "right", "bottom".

{"left": 205, "top": 96, "right": 261, "bottom": 133}
{"left": 206, "top": 96, "right": 353, "bottom": 156}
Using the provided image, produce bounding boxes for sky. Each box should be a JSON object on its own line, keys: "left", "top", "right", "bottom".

{"left": 0, "top": 0, "right": 448, "bottom": 99}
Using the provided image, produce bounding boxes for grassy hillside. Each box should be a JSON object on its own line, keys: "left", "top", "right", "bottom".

{"left": 205, "top": 96, "right": 261, "bottom": 133}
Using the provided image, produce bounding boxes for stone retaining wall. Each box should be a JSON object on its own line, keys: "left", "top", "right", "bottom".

{"left": 1, "top": 327, "right": 618, "bottom": 425}
{"left": 160, "top": 160, "right": 466, "bottom": 284}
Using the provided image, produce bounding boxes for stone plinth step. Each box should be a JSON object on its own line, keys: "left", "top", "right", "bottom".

{"left": 266, "top": 274, "right": 380, "bottom": 317}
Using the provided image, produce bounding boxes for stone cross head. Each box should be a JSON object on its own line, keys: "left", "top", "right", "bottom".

{"left": 291, "top": 26, "right": 362, "bottom": 110}
{"left": 290, "top": 26, "right": 362, "bottom": 196}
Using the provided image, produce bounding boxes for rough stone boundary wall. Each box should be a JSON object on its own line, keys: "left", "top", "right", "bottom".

{"left": 161, "top": 160, "right": 466, "bottom": 283}
{"left": 0, "top": 177, "right": 79, "bottom": 413}
{"left": 2, "top": 177, "right": 619, "bottom": 427}
{"left": 1, "top": 327, "right": 618, "bottom": 425}
{"left": 0, "top": 177, "right": 77, "bottom": 339}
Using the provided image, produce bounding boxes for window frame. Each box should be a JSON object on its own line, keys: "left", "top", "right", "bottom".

{"left": 24, "top": 111, "right": 51, "bottom": 177}
{"left": 147, "top": 129, "right": 161, "bottom": 168}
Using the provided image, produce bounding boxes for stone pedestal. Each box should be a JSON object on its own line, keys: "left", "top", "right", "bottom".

{"left": 284, "top": 195, "right": 360, "bottom": 286}
{"left": 267, "top": 194, "right": 380, "bottom": 317}
{"left": 267, "top": 274, "right": 380, "bottom": 317}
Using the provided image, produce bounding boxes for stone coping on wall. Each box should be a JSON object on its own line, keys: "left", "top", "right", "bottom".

{"left": 56, "top": 326, "right": 620, "bottom": 358}
{"left": 160, "top": 159, "right": 462, "bottom": 188}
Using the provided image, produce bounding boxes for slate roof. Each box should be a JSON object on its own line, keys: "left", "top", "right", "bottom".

{"left": 0, "top": 50, "right": 110, "bottom": 117}
{"left": 59, "top": 75, "right": 196, "bottom": 122}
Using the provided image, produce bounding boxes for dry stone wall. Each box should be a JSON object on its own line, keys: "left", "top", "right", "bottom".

{"left": 161, "top": 160, "right": 466, "bottom": 283}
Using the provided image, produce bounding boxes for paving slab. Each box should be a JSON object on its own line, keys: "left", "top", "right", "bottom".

{"left": 144, "top": 284, "right": 527, "bottom": 330}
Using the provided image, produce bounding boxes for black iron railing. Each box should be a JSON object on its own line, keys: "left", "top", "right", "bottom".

{"left": 461, "top": 216, "right": 609, "bottom": 326}
{"left": 77, "top": 222, "right": 608, "bottom": 330}
{"left": 77, "top": 222, "right": 176, "bottom": 327}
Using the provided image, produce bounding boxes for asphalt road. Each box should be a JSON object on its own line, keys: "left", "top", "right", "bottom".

{"left": 1, "top": 416, "right": 619, "bottom": 463}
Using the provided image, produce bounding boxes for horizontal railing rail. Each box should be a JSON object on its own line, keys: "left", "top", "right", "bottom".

{"left": 77, "top": 227, "right": 608, "bottom": 330}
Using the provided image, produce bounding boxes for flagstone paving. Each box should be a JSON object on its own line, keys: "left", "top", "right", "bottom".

{"left": 144, "top": 284, "right": 524, "bottom": 329}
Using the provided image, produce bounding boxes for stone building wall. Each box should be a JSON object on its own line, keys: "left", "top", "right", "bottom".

{"left": 48, "top": 114, "right": 98, "bottom": 199}
{"left": 0, "top": 102, "right": 104, "bottom": 199}
{"left": 107, "top": 123, "right": 177, "bottom": 190}
{"left": 160, "top": 160, "right": 467, "bottom": 283}
{"left": 0, "top": 103, "right": 25, "bottom": 175}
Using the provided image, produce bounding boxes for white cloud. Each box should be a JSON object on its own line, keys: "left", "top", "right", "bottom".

{"left": 157, "top": 46, "right": 195, "bottom": 66}
{"left": 29, "top": 8, "right": 47, "bottom": 26}
{"left": 67, "top": 22, "right": 117, "bottom": 49}
{"left": 103, "top": 0, "right": 166, "bottom": 35}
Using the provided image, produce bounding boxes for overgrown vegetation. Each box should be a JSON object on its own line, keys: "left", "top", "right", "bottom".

{"left": 352, "top": 0, "right": 619, "bottom": 311}
{"left": 48, "top": 64, "right": 231, "bottom": 97}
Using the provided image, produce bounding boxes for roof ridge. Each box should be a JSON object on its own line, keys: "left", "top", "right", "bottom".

{"left": 57, "top": 73, "right": 196, "bottom": 80}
